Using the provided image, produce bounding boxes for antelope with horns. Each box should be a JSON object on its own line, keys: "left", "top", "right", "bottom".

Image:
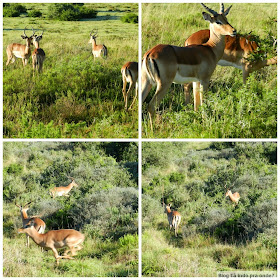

{"left": 18, "top": 221, "right": 85, "bottom": 264}
{"left": 121, "top": 61, "right": 138, "bottom": 110}
{"left": 6, "top": 27, "right": 35, "bottom": 67}
{"left": 183, "top": 29, "right": 277, "bottom": 102}
{"left": 50, "top": 177, "right": 78, "bottom": 198}
{"left": 225, "top": 189, "right": 240, "bottom": 206}
{"left": 15, "top": 201, "right": 46, "bottom": 248}
{"left": 32, "top": 29, "right": 46, "bottom": 74}
{"left": 142, "top": 3, "right": 236, "bottom": 129}
{"left": 164, "top": 203, "right": 181, "bottom": 237}
{"left": 89, "top": 30, "right": 108, "bottom": 60}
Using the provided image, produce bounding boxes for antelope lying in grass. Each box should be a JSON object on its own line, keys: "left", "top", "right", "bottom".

{"left": 142, "top": 3, "right": 236, "bottom": 128}
{"left": 89, "top": 30, "right": 108, "bottom": 60}
{"left": 18, "top": 221, "right": 84, "bottom": 264}
{"left": 32, "top": 30, "right": 46, "bottom": 74}
{"left": 121, "top": 61, "right": 138, "bottom": 110}
{"left": 50, "top": 177, "right": 78, "bottom": 198}
{"left": 164, "top": 203, "right": 181, "bottom": 237}
{"left": 15, "top": 201, "right": 46, "bottom": 248}
{"left": 6, "top": 27, "right": 35, "bottom": 67}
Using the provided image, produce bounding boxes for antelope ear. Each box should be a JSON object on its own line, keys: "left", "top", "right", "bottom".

{"left": 202, "top": 12, "right": 213, "bottom": 22}
{"left": 21, "top": 35, "right": 26, "bottom": 39}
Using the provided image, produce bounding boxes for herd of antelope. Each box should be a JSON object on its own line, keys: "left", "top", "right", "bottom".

{"left": 142, "top": 3, "right": 277, "bottom": 127}
{"left": 6, "top": 27, "right": 138, "bottom": 110}
{"left": 16, "top": 177, "right": 84, "bottom": 264}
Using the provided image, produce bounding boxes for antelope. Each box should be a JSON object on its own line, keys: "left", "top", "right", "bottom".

{"left": 6, "top": 27, "right": 35, "bottom": 67}
{"left": 49, "top": 177, "right": 78, "bottom": 198}
{"left": 164, "top": 204, "right": 181, "bottom": 237}
{"left": 225, "top": 189, "right": 240, "bottom": 206}
{"left": 18, "top": 221, "right": 85, "bottom": 264}
{"left": 15, "top": 201, "right": 46, "bottom": 248}
{"left": 184, "top": 29, "right": 277, "bottom": 90}
{"left": 121, "top": 61, "right": 138, "bottom": 110}
{"left": 89, "top": 30, "right": 108, "bottom": 60}
{"left": 32, "top": 30, "right": 46, "bottom": 74}
{"left": 142, "top": 3, "right": 236, "bottom": 128}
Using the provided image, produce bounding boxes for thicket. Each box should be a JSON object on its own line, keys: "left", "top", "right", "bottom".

{"left": 142, "top": 142, "right": 277, "bottom": 275}
{"left": 47, "top": 4, "right": 97, "bottom": 21}
{"left": 28, "top": 9, "right": 42, "bottom": 18}
{"left": 121, "top": 13, "right": 138, "bottom": 24}
{"left": 3, "top": 3, "right": 27, "bottom": 17}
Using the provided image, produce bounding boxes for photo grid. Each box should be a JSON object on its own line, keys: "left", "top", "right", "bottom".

{"left": 1, "top": 0, "right": 278, "bottom": 278}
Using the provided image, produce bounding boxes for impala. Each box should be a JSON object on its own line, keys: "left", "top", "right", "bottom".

{"left": 50, "top": 177, "right": 78, "bottom": 198}
{"left": 225, "top": 189, "right": 240, "bottom": 206}
{"left": 121, "top": 61, "right": 138, "bottom": 110}
{"left": 15, "top": 201, "right": 46, "bottom": 247}
{"left": 142, "top": 3, "right": 236, "bottom": 128}
{"left": 164, "top": 204, "right": 181, "bottom": 237}
{"left": 18, "top": 221, "right": 84, "bottom": 264}
{"left": 32, "top": 30, "right": 46, "bottom": 74}
{"left": 89, "top": 30, "right": 108, "bottom": 60}
{"left": 185, "top": 29, "right": 277, "bottom": 85}
{"left": 6, "top": 27, "right": 35, "bottom": 67}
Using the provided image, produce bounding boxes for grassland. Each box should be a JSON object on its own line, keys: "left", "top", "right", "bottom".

{"left": 142, "top": 3, "right": 277, "bottom": 138}
{"left": 3, "top": 3, "right": 138, "bottom": 138}
{"left": 142, "top": 142, "right": 277, "bottom": 277}
{"left": 3, "top": 142, "right": 138, "bottom": 277}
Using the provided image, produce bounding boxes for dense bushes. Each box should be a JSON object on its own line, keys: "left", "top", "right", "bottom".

{"left": 48, "top": 3, "right": 97, "bottom": 21}
{"left": 3, "top": 4, "right": 27, "bottom": 17}
{"left": 121, "top": 13, "right": 138, "bottom": 23}
{"left": 28, "top": 9, "right": 42, "bottom": 17}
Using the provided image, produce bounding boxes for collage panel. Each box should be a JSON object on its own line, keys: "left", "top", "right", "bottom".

{"left": 141, "top": 3, "right": 277, "bottom": 138}
{"left": 3, "top": 3, "right": 139, "bottom": 139}
{"left": 3, "top": 142, "right": 138, "bottom": 277}
{"left": 142, "top": 142, "right": 277, "bottom": 277}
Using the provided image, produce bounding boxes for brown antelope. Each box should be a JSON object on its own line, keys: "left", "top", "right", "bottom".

{"left": 121, "top": 61, "right": 138, "bottom": 110}
{"left": 32, "top": 30, "right": 46, "bottom": 74}
{"left": 15, "top": 201, "right": 46, "bottom": 248}
{"left": 6, "top": 27, "right": 35, "bottom": 67}
{"left": 89, "top": 30, "right": 108, "bottom": 60}
{"left": 225, "top": 189, "right": 240, "bottom": 206}
{"left": 50, "top": 177, "right": 78, "bottom": 198}
{"left": 18, "top": 221, "right": 85, "bottom": 264}
{"left": 164, "top": 204, "right": 181, "bottom": 237}
{"left": 142, "top": 3, "right": 236, "bottom": 128}
{"left": 184, "top": 29, "right": 277, "bottom": 91}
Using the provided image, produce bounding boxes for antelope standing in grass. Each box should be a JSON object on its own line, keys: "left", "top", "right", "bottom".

{"left": 6, "top": 27, "right": 35, "bottom": 67}
{"left": 32, "top": 30, "right": 46, "bottom": 74}
{"left": 183, "top": 30, "right": 277, "bottom": 102}
{"left": 164, "top": 203, "right": 181, "bottom": 237}
{"left": 18, "top": 221, "right": 84, "bottom": 264}
{"left": 15, "top": 201, "right": 46, "bottom": 248}
{"left": 142, "top": 3, "right": 236, "bottom": 129}
{"left": 50, "top": 177, "right": 78, "bottom": 198}
{"left": 89, "top": 30, "right": 107, "bottom": 60}
{"left": 121, "top": 61, "right": 138, "bottom": 110}
{"left": 225, "top": 189, "right": 240, "bottom": 206}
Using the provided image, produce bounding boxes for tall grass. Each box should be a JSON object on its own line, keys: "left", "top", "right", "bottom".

{"left": 142, "top": 3, "right": 277, "bottom": 138}
{"left": 3, "top": 3, "right": 138, "bottom": 138}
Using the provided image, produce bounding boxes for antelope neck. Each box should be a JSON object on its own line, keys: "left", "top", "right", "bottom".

{"left": 21, "top": 209, "right": 29, "bottom": 220}
{"left": 206, "top": 25, "right": 226, "bottom": 61}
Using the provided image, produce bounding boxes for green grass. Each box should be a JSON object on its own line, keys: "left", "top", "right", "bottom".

{"left": 142, "top": 3, "right": 277, "bottom": 138}
{"left": 3, "top": 3, "right": 138, "bottom": 138}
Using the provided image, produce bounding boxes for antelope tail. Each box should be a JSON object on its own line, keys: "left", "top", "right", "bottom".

{"left": 144, "top": 55, "right": 160, "bottom": 84}
{"left": 102, "top": 45, "right": 108, "bottom": 58}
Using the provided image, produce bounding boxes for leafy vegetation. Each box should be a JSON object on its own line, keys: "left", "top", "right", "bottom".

{"left": 3, "top": 3, "right": 138, "bottom": 138}
{"left": 121, "top": 13, "right": 138, "bottom": 24}
{"left": 142, "top": 3, "right": 277, "bottom": 138}
{"left": 142, "top": 142, "right": 277, "bottom": 276}
{"left": 3, "top": 3, "right": 27, "bottom": 17}
{"left": 3, "top": 142, "right": 138, "bottom": 277}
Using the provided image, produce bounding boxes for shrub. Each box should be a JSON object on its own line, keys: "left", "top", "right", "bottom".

{"left": 3, "top": 4, "right": 27, "bottom": 17}
{"left": 121, "top": 13, "right": 138, "bottom": 24}
{"left": 28, "top": 9, "right": 42, "bottom": 18}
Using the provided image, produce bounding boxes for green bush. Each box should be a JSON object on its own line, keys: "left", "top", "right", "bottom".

{"left": 28, "top": 9, "right": 42, "bottom": 17}
{"left": 3, "top": 4, "right": 27, "bottom": 17}
{"left": 121, "top": 13, "right": 138, "bottom": 24}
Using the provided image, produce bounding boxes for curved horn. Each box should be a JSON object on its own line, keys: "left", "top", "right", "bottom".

{"left": 23, "top": 201, "right": 32, "bottom": 208}
{"left": 31, "top": 26, "right": 35, "bottom": 36}
{"left": 41, "top": 30, "right": 44, "bottom": 36}
{"left": 23, "top": 26, "right": 27, "bottom": 36}
{"left": 201, "top": 3, "right": 218, "bottom": 16}
{"left": 224, "top": 5, "right": 232, "bottom": 16}
{"left": 220, "top": 3, "right": 224, "bottom": 14}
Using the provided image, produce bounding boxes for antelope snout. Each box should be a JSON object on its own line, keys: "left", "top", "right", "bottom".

{"left": 230, "top": 29, "right": 237, "bottom": 37}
